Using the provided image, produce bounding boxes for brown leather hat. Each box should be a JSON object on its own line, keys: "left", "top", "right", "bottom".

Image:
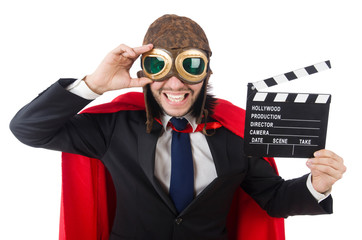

{"left": 143, "top": 14, "right": 212, "bottom": 56}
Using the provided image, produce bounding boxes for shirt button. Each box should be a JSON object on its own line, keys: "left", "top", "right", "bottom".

{"left": 175, "top": 218, "right": 183, "bottom": 225}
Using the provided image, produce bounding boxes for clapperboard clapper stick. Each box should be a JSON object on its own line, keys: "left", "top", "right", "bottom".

{"left": 244, "top": 61, "right": 332, "bottom": 158}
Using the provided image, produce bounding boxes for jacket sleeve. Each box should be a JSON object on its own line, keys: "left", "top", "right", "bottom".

{"left": 241, "top": 155, "right": 333, "bottom": 218}
{"left": 9, "top": 79, "right": 113, "bottom": 159}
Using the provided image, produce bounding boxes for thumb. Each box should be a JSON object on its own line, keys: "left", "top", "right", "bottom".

{"left": 128, "top": 77, "right": 153, "bottom": 88}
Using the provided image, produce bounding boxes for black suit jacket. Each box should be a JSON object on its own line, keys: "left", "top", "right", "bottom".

{"left": 10, "top": 79, "right": 332, "bottom": 240}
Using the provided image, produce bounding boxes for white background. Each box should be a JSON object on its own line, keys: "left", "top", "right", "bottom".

{"left": 1, "top": 0, "right": 361, "bottom": 239}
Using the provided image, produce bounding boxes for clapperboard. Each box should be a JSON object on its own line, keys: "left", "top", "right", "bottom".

{"left": 244, "top": 61, "right": 332, "bottom": 158}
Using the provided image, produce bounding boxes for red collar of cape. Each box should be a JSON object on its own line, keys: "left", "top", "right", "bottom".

{"left": 59, "top": 92, "right": 285, "bottom": 240}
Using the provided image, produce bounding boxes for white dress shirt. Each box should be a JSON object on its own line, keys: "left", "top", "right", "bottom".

{"left": 67, "top": 79, "right": 330, "bottom": 202}
{"left": 155, "top": 114, "right": 217, "bottom": 196}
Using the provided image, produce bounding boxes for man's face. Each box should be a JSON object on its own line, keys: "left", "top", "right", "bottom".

{"left": 149, "top": 76, "right": 204, "bottom": 117}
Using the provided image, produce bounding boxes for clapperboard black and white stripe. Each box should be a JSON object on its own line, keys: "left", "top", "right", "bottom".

{"left": 251, "top": 60, "right": 331, "bottom": 91}
{"left": 244, "top": 61, "right": 332, "bottom": 158}
{"left": 252, "top": 92, "right": 331, "bottom": 104}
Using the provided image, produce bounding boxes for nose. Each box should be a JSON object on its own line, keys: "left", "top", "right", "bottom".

{"left": 164, "top": 76, "right": 186, "bottom": 89}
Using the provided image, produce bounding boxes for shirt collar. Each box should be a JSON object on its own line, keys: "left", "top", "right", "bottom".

{"left": 160, "top": 113, "right": 198, "bottom": 132}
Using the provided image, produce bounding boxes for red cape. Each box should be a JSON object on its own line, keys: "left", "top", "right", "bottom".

{"left": 59, "top": 92, "right": 285, "bottom": 240}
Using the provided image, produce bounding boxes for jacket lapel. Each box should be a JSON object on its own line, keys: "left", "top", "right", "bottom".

{"left": 137, "top": 122, "right": 178, "bottom": 214}
{"left": 206, "top": 127, "right": 230, "bottom": 177}
{"left": 181, "top": 127, "right": 232, "bottom": 214}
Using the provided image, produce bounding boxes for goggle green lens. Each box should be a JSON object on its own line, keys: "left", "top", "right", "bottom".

{"left": 183, "top": 58, "right": 205, "bottom": 75}
{"left": 144, "top": 56, "right": 165, "bottom": 74}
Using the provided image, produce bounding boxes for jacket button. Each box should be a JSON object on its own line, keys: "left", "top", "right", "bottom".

{"left": 175, "top": 218, "right": 183, "bottom": 225}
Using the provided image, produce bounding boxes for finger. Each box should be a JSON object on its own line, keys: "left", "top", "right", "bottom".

{"left": 314, "top": 149, "right": 342, "bottom": 161}
{"left": 133, "top": 44, "right": 153, "bottom": 55}
{"left": 111, "top": 44, "right": 153, "bottom": 59}
{"left": 308, "top": 157, "right": 343, "bottom": 171}
{"left": 314, "top": 149, "right": 344, "bottom": 166}
{"left": 307, "top": 156, "right": 347, "bottom": 176}
{"left": 122, "top": 48, "right": 138, "bottom": 58}
{"left": 128, "top": 77, "right": 153, "bottom": 88}
{"left": 317, "top": 150, "right": 345, "bottom": 168}
{"left": 121, "top": 45, "right": 153, "bottom": 59}
{"left": 112, "top": 43, "right": 131, "bottom": 54}
{"left": 309, "top": 163, "right": 344, "bottom": 180}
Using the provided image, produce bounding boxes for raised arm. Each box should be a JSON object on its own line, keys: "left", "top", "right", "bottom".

{"left": 10, "top": 44, "right": 153, "bottom": 158}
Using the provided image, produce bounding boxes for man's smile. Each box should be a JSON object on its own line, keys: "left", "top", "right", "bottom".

{"left": 164, "top": 92, "right": 190, "bottom": 104}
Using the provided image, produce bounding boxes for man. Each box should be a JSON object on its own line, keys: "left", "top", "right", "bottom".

{"left": 10, "top": 14, "right": 345, "bottom": 240}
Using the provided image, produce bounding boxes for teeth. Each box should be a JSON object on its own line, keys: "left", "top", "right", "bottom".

{"left": 166, "top": 94, "right": 185, "bottom": 102}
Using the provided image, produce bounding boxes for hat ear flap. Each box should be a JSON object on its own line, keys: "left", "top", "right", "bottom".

{"left": 143, "top": 85, "right": 153, "bottom": 133}
{"left": 143, "top": 84, "right": 163, "bottom": 133}
{"left": 195, "top": 71, "right": 212, "bottom": 124}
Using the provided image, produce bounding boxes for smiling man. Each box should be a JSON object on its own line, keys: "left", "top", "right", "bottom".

{"left": 10, "top": 14, "right": 346, "bottom": 240}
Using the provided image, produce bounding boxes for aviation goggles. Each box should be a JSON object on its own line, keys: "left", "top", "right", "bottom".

{"left": 141, "top": 48, "right": 209, "bottom": 84}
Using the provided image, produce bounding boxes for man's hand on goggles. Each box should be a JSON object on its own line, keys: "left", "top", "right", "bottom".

{"left": 84, "top": 43, "right": 153, "bottom": 94}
